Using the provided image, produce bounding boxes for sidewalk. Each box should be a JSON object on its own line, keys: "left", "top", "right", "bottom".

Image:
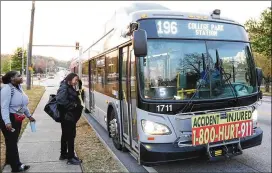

{"left": 3, "top": 88, "right": 82, "bottom": 172}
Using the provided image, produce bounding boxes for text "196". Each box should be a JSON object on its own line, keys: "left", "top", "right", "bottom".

{"left": 157, "top": 21, "right": 178, "bottom": 35}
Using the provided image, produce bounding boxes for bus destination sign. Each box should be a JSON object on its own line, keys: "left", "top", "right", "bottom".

{"left": 139, "top": 19, "right": 248, "bottom": 41}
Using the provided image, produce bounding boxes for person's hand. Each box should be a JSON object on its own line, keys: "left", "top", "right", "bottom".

{"left": 5, "top": 123, "right": 13, "bottom": 131}
{"left": 29, "top": 116, "right": 36, "bottom": 122}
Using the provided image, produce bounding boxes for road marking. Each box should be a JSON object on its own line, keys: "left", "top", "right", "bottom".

{"left": 143, "top": 166, "right": 158, "bottom": 173}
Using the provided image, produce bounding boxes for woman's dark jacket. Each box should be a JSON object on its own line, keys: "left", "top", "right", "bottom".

{"left": 56, "top": 80, "right": 83, "bottom": 123}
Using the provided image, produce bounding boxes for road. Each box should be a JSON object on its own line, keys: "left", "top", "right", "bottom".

{"left": 22, "top": 70, "right": 67, "bottom": 87}
{"left": 33, "top": 72, "right": 65, "bottom": 87}
{"left": 41, "top": 74, "right": 271, "bottom": 173}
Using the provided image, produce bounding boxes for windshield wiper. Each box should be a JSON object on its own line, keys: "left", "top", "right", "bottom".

{"left": 216, "top": 49, "right": 240, "bottom": 106}
{"left": 175, "top": 53, "right": 209, "bottom": 114}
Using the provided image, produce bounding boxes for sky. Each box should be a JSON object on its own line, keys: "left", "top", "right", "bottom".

{"left": 1, "top": 1, "right": 270, "bottom": 61}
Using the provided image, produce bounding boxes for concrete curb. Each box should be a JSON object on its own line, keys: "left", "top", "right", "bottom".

{"left": 74, "top": 151, "right": 84, "bottom": 173}
{"left": 82, "top": 114, "right": 129, "bottom": 173}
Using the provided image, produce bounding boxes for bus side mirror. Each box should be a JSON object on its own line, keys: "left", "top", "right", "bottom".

{"left": 256, "top": 67, "right": 263, "bottom": 87}
{"left": 133, "top": 29, "right": 147, "bottom": 57}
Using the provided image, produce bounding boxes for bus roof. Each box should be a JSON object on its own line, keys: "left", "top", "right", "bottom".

{"left": 101, "top": 3, "right": 242, "bottom": 42}
{"left": 121, "top": 2, "right": 170, "bottom": 14}
{"left": 106, "top": 3, "right": 240, "bottom": 24}
{"left": 129, "top": 10, "right": 241, "bottom": 25}
{"left": 80, "top": 3, "right": 243, "bottom": 62}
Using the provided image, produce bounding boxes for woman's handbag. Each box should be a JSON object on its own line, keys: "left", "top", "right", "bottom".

{"left": 44, "top": 94, "right": 61, "bottom": 123}
{"left": 13, "top": 113, "right": 26, "bottom": 122}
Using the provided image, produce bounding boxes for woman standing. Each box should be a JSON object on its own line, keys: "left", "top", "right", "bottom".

{"left": 56, "top": 73, "right": 83, "bottom": 165}
{"left": 0, "top": 71, "right": 35, "bottom": 172}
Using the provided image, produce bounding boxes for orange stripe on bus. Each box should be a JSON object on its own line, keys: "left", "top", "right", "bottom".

{"left": 148, "top": 137, "right": 155, "bottom": 140}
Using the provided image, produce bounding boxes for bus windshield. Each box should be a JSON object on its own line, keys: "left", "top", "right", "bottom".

{"left": 139, "top": 40, "right": 257, "bottom": 100}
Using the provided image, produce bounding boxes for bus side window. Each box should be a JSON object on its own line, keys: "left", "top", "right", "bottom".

{"left": 95, "top": 56, "right": 106, "bottom": 94}
{"left": 105, "top": 50, "right": 119, "bottom": 98}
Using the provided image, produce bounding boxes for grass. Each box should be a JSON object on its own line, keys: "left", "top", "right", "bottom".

{"left": 75, "top": 117, "right": 127, "bottom": 173}
{"left": 0, "top": 85, "right": 45, "bottom": 170}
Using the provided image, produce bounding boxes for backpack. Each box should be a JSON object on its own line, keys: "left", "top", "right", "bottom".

{"left": 0, "top": 84, "right": 15, "bottom": 106}
{"left": 0, "top": 84, "right": 15, "bottom": 121}
{"left": 9, "top": 84, "right": 15, "bottom": 97}
{"left": 43, "top": 94, "right": 61, "bottom": 123}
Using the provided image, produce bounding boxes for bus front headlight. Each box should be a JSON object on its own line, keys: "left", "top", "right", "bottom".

{"left": 141, "top": 120, "right": 171, "bottom": 135}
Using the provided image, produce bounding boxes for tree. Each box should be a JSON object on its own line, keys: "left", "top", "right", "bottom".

{"left": 245, "top": 7, "right": 271, "bottom": 58}
{"left": 1, "top": 54, "right": 10, "bottom": 74}
{"left": 245, "top": 7, "right": 271, "bottom": 92}
{"left": 2, "top": 52, "right": 69, "bottom": 75}
{"left": 253, "top": 52, "right": 271, "bottom": 91}
{"left": 1, "top": 58, "right": 11, "bottom": 73}
{"left": 10, "top": 47, "right": 27, "bottom": 74}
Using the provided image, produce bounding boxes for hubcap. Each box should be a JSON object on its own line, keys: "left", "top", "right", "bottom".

{"left": 110, "top": 118, "right": 118, "bottom": 138}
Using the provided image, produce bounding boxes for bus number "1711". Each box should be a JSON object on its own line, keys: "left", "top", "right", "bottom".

{"left": 156, "top": 105, "right": 173, "bottom": 112}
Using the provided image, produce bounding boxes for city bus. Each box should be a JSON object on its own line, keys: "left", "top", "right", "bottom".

{"left": 71, "top": 3, "right": 264, "bottom": 165}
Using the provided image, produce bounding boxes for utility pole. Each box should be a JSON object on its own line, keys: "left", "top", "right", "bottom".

{"left": 78, "top": 47, "right": 83, "bottom": 79}
{"left": 22, "top": 35, "right": 24, "bottom": 77}
{"left": 75, "top": 42, "right": 82, "bottom": 78}
{"left": 45, "top": 60, "right": 47, "bottom": 77}
{"left": 26, "top": 1, "right": 35, "bottom": 90}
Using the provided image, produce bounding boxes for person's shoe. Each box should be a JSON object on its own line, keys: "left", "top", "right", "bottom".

{"left": 11, "top": 164, "right": 30, "bottom": 172}
{"left": 22, "top": 164, "right": 30, "bottom": 171}
{"left": 59, "top": 154, "right": 68, "bottom": 160}
{"left": 73, "top": 156, "right": 82, "bottom": 163}
{"left": 4, "top": 160, "right": 10, "bottom": 166}
{"left": 67, "top": 157, "right": 81, "bottom": 165}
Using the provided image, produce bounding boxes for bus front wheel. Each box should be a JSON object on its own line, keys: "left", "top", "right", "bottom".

{"left": 84, "top": 108, "right": 90, "bottom": 113}
{"left": 109, "top": 111, "right": 122, "bottom": 150}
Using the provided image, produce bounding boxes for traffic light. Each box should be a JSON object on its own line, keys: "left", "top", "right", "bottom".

{"left": 18, "top": 50, "right": 22, "bottom": 57}
{"left": 76, "top": 42, "right": 79, "bottom": 50}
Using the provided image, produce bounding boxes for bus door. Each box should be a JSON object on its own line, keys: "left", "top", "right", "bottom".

{"left": 121, "top": 46, "right": 131, "bottom": 145}
{"left": 121, "top": 45, "right": 138, "bottom": 151}
{"left": 90, "top": 59, "right": 95, "bottom": 110}
{"left": 128, "top": 45, "right": 138, "bottom": 151}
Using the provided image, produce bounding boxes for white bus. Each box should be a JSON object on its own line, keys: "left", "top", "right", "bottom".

{"left": 70, "top": 3, "right": 264, "bottom": 165}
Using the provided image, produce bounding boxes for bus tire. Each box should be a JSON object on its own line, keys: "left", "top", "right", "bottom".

{"left": 84, "top": 108, "right": 90, "bottom": 113}
{"left": 109, "top": 111, "right": 122, "bottom": 150}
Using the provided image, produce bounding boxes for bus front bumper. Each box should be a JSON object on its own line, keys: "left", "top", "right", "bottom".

{"left": 139, "top": 127, "right": 263, "bottom": 166}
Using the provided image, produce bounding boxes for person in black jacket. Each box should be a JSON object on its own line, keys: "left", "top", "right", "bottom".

{"left": 56, "top": 73, "right": 83, "bottom": 165}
